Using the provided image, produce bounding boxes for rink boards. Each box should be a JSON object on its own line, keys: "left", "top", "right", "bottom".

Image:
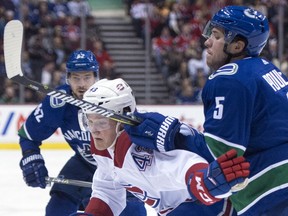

{"left": 0, "top": 104, "right": 204, "bottom": 149}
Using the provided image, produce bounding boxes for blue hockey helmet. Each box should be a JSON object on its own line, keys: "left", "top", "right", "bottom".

{"left": 66, "top": 50, "right": 99, "bottom": 74}
{"left": 203, "top": 6, "right": 269, "bottom": 56}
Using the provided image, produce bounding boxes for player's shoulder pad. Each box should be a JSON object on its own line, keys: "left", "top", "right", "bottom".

{"left": 49, "top": 84, "right": 71, "bottom": 108}
{"left": 208, "top": 63, "right": 238, "bottom": 80}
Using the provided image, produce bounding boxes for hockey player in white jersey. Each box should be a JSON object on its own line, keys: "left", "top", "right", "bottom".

{"left": 76, "top": 78, "right": 250, "bottom": 216}
{"left": 18, "top": 50, "right": 146, "bottom": 216}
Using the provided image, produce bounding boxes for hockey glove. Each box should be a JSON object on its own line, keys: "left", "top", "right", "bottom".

{"left": 187, "top": 149, "right": 250, "bottom": 205}
{"left": 124, "top": 111, "right": 181, "bottom": 152}
{"left": 20, "top": 151, "right": 48, "bottom": 188}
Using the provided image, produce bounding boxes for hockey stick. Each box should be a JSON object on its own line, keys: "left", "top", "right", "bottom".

{"left": 45, "top": 176, "right": 92, "bottom": 188}
{"left": 3, "top": 20, "right": 140, "bottom": 126}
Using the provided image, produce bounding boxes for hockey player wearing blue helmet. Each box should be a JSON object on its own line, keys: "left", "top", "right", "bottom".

{"left": 124, "top": 5, "right": 288, "bottom": 216}
{"left": 18, "top": 50, "right": 146, "bottom": 216}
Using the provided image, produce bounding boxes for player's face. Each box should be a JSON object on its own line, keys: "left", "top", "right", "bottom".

{"left": 204, "top": 27, "right": 228, "bottom": 71}
{"left": 86, "top": 113, "right": 118, "bottom": 150}
{"left": 68, "top": 72, "right": 96, "bottom": 99}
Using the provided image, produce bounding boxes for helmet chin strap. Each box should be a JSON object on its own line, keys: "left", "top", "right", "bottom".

{"left": 223, "top": 43, "right": 247, "bottom": 64}
{"left": 65, "top": 73, "right": 70, "bottom": 85}
{"left": 110, "top": 122, "right": 123, "bottom": 148}
{"left": 223, "top": 38, "right": 247, "bottom": 64}
{"left": 223, "top": 43, "right": 233, "bottom": 65}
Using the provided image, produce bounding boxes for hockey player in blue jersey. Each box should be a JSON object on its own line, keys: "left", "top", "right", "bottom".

{"left": 18, "top": 50, "right": 146, "bottom": 216}
{"left": 124, "top": 5, "right": 288, "bottom": 216}
{"left": 70, "top": 78, "right": 249, "bottom": 216}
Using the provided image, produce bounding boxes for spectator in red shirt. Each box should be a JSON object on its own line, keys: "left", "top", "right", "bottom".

{"left": 92, "top": 40, "right": 116, "bottom": 79}
{"left": 173, "top": 23, "right": 193, "bottom": 53}
{"left": 152, "top": 26, "right": 173, "bottom": 75}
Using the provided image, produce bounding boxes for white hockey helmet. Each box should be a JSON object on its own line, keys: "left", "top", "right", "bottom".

{"left": 83, "top": 78, "right": 136, "bottom": 115}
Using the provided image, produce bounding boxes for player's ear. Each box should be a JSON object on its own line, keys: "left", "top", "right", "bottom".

{"left": 236, "top": 40, "right": 245, "bottom": 51}
{"left": 231, "top": 40, "right": 246, "bottom": 55}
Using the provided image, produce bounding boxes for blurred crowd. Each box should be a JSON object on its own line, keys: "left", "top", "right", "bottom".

{"left": 127, "top": 0, "right": 288, "bottom": 104}
{"left": 1, "top": 0, "right": 288, "bottom": 104}
{"left": 0, "top": 0, "right": 116, "bottom": 104}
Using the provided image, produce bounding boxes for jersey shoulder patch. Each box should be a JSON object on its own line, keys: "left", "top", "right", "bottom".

{"left": 49, "top": 85, "right": 71, "bottom": 108}
{"left": 208, "top": 63, "right": 238, "bottom": 80}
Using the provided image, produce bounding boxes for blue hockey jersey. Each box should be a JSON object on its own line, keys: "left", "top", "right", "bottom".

{"left": 185, "top": 57, "right": 288, "bottom": 215}
{"left": 18, "top": 84, "right": 96, "bottom": 167}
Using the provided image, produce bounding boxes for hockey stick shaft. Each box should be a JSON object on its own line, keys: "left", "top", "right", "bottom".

{"left": 45, "top": 177, "right": 92, "bottom": 188}
{"left": 3, "top": 20, "right": 140, "bottom": 126}
{"left": 12, "top": 74, "right": 139, "bottom": 125}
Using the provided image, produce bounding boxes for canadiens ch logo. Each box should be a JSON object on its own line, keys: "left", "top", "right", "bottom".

{"left": 116, "top": 83, "right": 124, "bottom": 91}
{"left": 208, "top": 63, "right": 238, "bottom": 80}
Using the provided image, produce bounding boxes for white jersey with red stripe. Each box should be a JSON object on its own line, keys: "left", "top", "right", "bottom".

{"left": 89, "top": 131, "right": 208, "bottom": 215}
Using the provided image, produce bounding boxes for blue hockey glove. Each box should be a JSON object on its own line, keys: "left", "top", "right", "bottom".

{"left": 124, "top": 111, "right": 181, "bottom": 152}
{"left": 187, "top": 149, "right": 250, "bottom": 205}
{"left": 20, "top": 151, "right": 48, "bottom": 188}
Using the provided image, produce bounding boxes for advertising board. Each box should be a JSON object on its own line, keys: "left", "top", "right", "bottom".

{"left": 0, "top": 104, "right": 204, "bottom": 149}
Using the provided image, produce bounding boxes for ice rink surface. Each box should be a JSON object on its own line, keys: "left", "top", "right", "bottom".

{"left": 0, "top": 150, "right": 157, "bottom": 216}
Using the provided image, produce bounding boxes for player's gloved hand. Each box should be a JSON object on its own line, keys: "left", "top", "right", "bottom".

{"left": 19, "top": 151, "right": 48, "bottom": 188}
{"left": 124, "top": 111, "right": 181, "bottom": 152}
{"left": 187, "top": 149, "right": 250, "bottom": 205}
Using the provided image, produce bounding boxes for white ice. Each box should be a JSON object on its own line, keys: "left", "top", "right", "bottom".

{"left": 0, "top": 150, "right": 157, "bottom": 216}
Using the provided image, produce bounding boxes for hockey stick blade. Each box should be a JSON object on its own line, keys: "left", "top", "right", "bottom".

{"left": 46, "top": 177, "right": 92, "bottom": 188}
{"left": 3, "top": 20, "right": 23, "bottom": 79}
{"left": 3, "top": 20, "right": 140, "bottom": 125}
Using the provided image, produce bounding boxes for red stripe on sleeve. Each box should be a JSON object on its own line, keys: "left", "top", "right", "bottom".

{"left": 85, "top": 197, "right": 113, "bottom": 216}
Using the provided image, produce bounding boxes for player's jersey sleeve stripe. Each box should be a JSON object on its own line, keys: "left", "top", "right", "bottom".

{"left": 18, "top": 122, "right": 32, "bottom": 140}
{"left": 204, "top": 132, "right": 246, "bottom": 158}
{"left": 231, "top": 160, "right": 288, "bottom": 215}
